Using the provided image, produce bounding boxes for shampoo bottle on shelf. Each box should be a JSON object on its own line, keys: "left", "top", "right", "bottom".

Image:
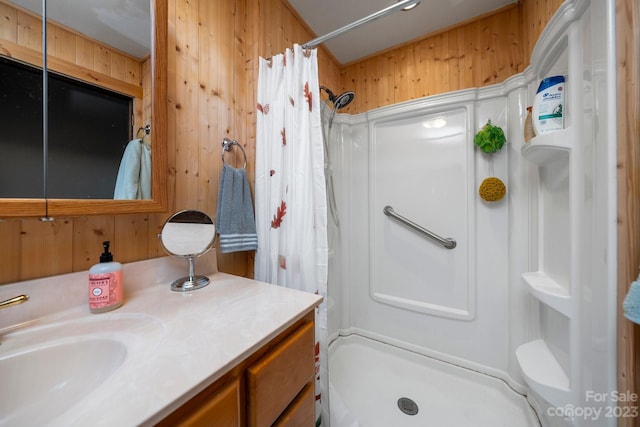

{"left": 532, "top": 75, "right": 565, "bottom": 135}
{"left": 89, "top": 241, "right": 123, "bottom": 313}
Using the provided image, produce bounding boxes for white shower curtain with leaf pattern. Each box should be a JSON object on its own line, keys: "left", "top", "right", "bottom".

{"left": 254, "top": 44, "right": 328, "bottom": 425}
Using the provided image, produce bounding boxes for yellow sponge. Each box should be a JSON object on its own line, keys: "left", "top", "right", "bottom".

{"left": 479, "top": 177, "right": 506, "bottom": 202}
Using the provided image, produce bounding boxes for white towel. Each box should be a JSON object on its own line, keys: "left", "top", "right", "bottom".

{"left": 114, "top": 139, "right": 151, "bottom": 200}
{"left": 215, "top": 163, "right": 258, "bottom": 253}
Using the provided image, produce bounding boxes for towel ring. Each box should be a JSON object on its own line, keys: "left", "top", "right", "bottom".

{"left": 221, "top": 138, "right": 247, "bottom": 169}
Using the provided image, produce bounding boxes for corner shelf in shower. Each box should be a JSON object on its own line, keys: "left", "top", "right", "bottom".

{"left": 515, "top": 339, "right": 571, "bottom": 407}
{"left": 522, "top": 272, "right": 572, "bottom": 317}
{"left": 520, "top": 127, "right": 576, "bottom": 408}
{"left": 521, "top": 127, "right": 573, "bottom": 166}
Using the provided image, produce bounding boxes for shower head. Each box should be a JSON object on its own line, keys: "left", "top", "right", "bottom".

{"left": 333, "top": 91, "right": 355, "bottom": 110}
{"left": 320, "top": 86, "right": 355, "bottom": 110}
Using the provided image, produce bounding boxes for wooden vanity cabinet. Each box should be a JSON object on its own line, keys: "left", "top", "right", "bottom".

{"left": 156, "top": 310, "right": 316, "bottom": 427}
{"left": 271, "top": 382, "right": 315, "bottom": 427}
{"left": 155, "top": 377, "right": 241, "bottom": 427}
{"left": 247, "top": 319, "right": 314, "bottom": 426}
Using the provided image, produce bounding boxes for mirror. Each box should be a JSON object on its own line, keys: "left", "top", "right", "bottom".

{"left": 158, "top": 210, "right": 217, "bottom": 292}
{"left": 0, "top": 0, "right": 167, "bottom": 217}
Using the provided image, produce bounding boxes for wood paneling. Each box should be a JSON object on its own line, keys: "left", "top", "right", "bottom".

{"left": 0, "top": 39, "right": 143, "bottom": 97}
{"left": 521, "top": 0, "right": 564, "bottom": 66}
{"left": 337, "top": 1, "right": 563, "bottom": 114}
{"left": 252, "top": 0, "right": 341, "bottom": 90}
{"left": 0, "top": 220, "right": 21, "bottom": 284}
{"left": 339, "top": 4, "right": 523, "bottom": 113}
{"left": 617, "top": 0, "right": 640, "bottom": 424}
{"left": 0, "top": 0, "right": 560, "bottom": 284}
{"left": 20, "top": 218, "right": 73, "bottom": 280}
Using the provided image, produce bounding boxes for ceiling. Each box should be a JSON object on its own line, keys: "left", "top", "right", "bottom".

{"left": 287, "top": 0, "right": 517, "bottom": 64}
{"left": 10, "top": 0, "right": 151, "bottom": 59}
{"left": 10, "top": 0, "right": 515, "bottom": 64}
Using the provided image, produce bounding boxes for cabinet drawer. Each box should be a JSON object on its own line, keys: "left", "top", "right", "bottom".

{"left": 247, "top": 321, "right": 315, "bottom": 427}
{"left": 157, "top": 378, "right": 240, "bottom": 427}
{"left": 273, "top": 382, "right": 315, "bottom": 427}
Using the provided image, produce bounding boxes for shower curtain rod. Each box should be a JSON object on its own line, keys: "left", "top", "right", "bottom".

{"left": 301, "top": 0, "right": 421, "bottom": 49}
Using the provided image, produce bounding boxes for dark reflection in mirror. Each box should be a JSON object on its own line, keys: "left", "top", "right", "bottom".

{"left": 0, "top": 57, "right": 44, "bottom": 198}
{"left": 0, "top": 0, "right": 152, "bottom": 200}
{"left": 47, "top": 74, "right": 132, "bottom": 199}
{"left": 0, "top": 57, "right": 132, "bottom": 198}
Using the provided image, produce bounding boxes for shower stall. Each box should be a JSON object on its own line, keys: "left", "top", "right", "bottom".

{"left": 318, "top": 1, "right": 618, "bottom": 426}
{"left": 321, "top": 88, "right": 540, "bottom": 427}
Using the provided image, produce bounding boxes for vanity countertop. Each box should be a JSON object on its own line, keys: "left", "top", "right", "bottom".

{"left": 0, "top": 256, "right": 322, "bottom": 426}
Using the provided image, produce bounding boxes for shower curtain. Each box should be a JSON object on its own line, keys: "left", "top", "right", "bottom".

{"left": 254, "top": 44, "right": 328, "bottom": 426}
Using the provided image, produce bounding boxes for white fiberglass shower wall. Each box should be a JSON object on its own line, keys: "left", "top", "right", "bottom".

{"left": 330, "top": 90, "right": 517, "bottom": 379}
{"left": 324, "top": 1, "right": 617, "bottom": 426}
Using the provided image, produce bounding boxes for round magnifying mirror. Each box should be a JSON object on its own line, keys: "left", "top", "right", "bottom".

{"left": 159, "top": 210, "right": 216, "bottom": 291}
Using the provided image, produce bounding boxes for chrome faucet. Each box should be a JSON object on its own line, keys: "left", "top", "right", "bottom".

{"left": 0, "top": 294, "right": 29, "bottom": 309}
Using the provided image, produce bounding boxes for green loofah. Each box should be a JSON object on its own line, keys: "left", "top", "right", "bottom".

{"left": 474, "top": 120, "right": 506, "bottom": 154}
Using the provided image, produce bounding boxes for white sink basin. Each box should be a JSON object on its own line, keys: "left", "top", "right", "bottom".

{"left": 0, "top": 312, "right": 164, "bottom": 426}
{"left": 0, "top": 338, "right": 127, "bottom": 426}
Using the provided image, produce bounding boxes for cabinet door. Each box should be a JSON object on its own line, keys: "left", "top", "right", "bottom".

{"left": 157, "top": 378, "right": 240, "bottom": 427}
{"left": 247, "top": 321, "right": 315, "bottom": 427}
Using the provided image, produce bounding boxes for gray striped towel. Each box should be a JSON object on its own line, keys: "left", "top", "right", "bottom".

{"left": 215, "top": 163, "right": 258, "bottom": 253}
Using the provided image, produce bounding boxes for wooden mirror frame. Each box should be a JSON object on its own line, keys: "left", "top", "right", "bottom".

{"left": 0, "top": 0, "right": 167, "bottom": 218}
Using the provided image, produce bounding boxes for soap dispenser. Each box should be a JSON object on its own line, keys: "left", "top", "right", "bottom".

{"left": 89, "top": 241, "right": 123, "bottom": 313}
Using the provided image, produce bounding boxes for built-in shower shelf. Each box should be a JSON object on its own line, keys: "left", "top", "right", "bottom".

{"left": 521, "top": 128, "right": 573, "bottom": 166}
{"left": 522, "top": 272, "right": 572, "bottom": 317}
{"left": 516, "top": 339, "right": 571, "bottom": 407}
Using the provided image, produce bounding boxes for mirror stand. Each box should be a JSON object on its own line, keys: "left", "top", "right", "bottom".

{"left": 171, "top": 257, "right": 210, "bottom": 292}
{"left": 158, "top": 210, "right": 217, "bottom": 292}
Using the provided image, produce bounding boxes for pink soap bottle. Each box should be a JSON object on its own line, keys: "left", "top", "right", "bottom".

{"left": 89, "top": 241, "right": 123, "bottom": 313}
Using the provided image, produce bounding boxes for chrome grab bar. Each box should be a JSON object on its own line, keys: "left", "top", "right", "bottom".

{"left": 383, "top": 206, "right": 456, "bottom": 250}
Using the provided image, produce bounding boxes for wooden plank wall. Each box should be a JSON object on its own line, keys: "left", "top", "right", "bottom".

{"left": 338, "top": 0, "right": 563, "bottom": 114}
{"left": 339, "top": 5, "right": 522, "bottom": 113}
{"left": 251, "top": 0, "right": 341, "bottom": 86}
{"left": 617, "top": 0, "right": 640, "bottom": 424}
{"left": 0, "top": 0, "right": 562, "bottom": 285}
{"left": 520, "top": 0, "right": 565, "bottom": 66}
{"left": 168, "top": 0, "right": 248, "bottom": 276}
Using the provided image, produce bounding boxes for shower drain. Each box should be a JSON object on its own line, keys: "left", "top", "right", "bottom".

{"left": 397, "top": 397, "right": 419, "bottom": 415}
